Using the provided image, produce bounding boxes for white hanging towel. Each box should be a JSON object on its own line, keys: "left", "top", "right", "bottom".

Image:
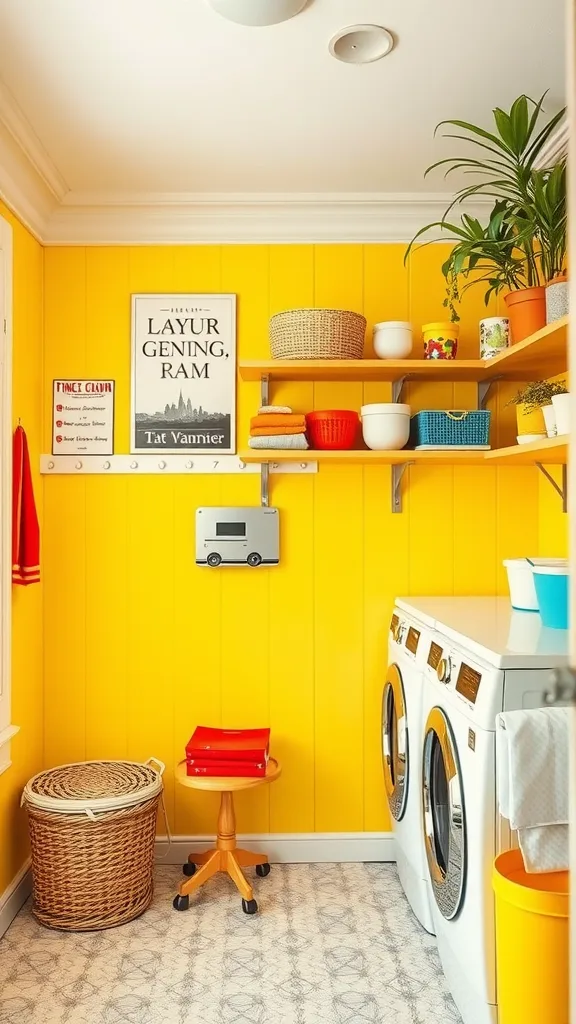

{"left": 496, "top": 707, "right": 569, "bottom": 873}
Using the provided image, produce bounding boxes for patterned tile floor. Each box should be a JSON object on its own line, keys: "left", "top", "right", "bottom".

{"left": 0, "top": 863, "right": 462, "bottom": 1024}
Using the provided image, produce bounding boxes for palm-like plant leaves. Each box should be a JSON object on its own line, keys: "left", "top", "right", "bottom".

{"left": 405, "top": 94, "right": 567, "bottom": 318}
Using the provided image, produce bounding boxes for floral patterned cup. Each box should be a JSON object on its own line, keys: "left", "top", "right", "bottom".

{"left": 480, "top": 317, "right": 510, "bottom": 360}
{"left": 422, "top": 322, "right": 459, "bottom": 360}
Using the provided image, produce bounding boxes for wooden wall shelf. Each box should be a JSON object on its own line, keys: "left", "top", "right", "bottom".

{"left": 239, "top": 317, "right": 568, "bottom": 385}
{"left": 240, "top": 436, "right": 568, "bottom": 467}
{"left": 239, "top": 318, "right": 569, "bottom": 511}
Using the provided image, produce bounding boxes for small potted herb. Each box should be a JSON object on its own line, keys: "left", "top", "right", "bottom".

{"left": 507, "top": 380, "right": 568, "bottom": 440}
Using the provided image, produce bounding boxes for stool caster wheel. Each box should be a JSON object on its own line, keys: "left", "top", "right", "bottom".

{"left": 173, "top": 894, "right": 190, "bottom": 912}
{"left": 256, "top": 863, "right": 270, "bottom": 877}
{"left": 182, "top": 862, "right": 196, "bottom": 877}
{"left": 242, "top": 898, "right": 258, "bottom": 915}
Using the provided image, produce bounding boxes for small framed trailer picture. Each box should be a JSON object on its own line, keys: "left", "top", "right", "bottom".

{"left": 131, "top": 293, "right": 236, "bottom": 454}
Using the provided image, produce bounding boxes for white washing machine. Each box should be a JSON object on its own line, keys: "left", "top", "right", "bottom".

{"left": 414, "top": 597, "right": 568, "bottom": 1024}
{"left": 383, "top": 601, "right": 436, "bottom": 934}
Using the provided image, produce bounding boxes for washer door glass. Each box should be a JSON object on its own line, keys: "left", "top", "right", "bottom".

{"left": 422, "top": 706, "right": 466, "bottom": 920}
{"left": 382, "top": 664, "right": 408, "bottom": 822}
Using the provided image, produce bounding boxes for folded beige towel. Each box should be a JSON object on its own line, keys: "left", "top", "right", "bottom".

{"left": 249, "top": 434, "right": 309, "bottom": 450}
{"left": 259, "top": 405, "right": 292, "bottom": 415}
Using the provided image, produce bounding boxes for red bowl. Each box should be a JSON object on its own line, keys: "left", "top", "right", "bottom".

{"left": 305, "top": 410, "right": 359, "bottom": 450}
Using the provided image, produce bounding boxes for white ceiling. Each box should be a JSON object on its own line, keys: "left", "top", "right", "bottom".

{"left": 0, "top": 0, "right": 566, "bottom": 242}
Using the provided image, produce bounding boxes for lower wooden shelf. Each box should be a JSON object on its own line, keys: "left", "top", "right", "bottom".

{"left": 484, "top": 435, "right": 568, "bottom": 465}
{"left": 240, "top": 435, "right": 568, "bottom": 466}
{"left": 240, "top": 448, "right": 486, "bottom": 465}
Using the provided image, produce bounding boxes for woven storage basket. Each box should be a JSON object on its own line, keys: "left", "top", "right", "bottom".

{"left": 23, "top": 759, "right": 164, "bottom": 932}
{"left": 269, "top": 308, "right": 366, "bottom": 360}
{"left": 410, "top": 409, "right": 491, "bottom": 448}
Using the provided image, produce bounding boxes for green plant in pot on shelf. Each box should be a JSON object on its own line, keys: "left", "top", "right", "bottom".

{"left": 507, "top": 379, "right": 568, "bottom": 441}
{"left": 405, "top": 94, "right": 567, "bottom": 344}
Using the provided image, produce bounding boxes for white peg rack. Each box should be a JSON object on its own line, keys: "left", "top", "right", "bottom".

{"left": 40, "top": 454, "right": 318, "bottom": 476}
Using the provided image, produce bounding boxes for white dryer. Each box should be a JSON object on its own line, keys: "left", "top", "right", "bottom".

{"left": 383, "top": 602, "right": 436, "bottom": 934}
{"left": 415, "top": 597, "right": 568, "bottom": 1024}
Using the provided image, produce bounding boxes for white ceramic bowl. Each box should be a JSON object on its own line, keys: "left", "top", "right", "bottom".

{"left": 517, "top": 433, "right": 547, "bottom": 445}
{"left": 361, "top": 403, "right": 411, "bottom": 450}
{"left": 372, "top": 322, "right": 413, "bottom": 360}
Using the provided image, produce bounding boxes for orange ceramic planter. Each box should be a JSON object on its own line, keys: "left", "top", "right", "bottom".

{"left": 504, "top": 287, "right": 546, "bottom": 344}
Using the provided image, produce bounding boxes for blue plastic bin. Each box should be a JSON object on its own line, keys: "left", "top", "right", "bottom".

{"left": 533, "top": 564, "right": 569, "bottom": 630}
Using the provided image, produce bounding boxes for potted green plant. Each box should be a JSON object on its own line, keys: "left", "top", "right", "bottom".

{"left": 405, "top": 95, "right": 567, "bottom": 343}
{"left": 507, "top": 379, "right": 568, "bottom": 441}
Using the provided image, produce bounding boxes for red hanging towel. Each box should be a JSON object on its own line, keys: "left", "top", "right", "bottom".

{"left": 12, "top": 425, "right": 40, "bottom": 586}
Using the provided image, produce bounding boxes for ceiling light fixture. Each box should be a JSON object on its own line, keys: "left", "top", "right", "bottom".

{"left": 207, "top": 0, "right": 308, "bottom": 26}
{"left": 329, "top": 24, "right": 395, "bottom": 64}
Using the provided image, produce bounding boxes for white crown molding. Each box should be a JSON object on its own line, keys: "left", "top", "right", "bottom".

{"left": 0, "top": 80, "right": 68, "bottom": 203}
{"left": 45, "top": 191, "right": 492, "bottom": 245}
{"left": 0, "top": 96, "right": 492, "bottom": 245}
{"left": 0, "top": 116, "right": 57, "bottom": 240}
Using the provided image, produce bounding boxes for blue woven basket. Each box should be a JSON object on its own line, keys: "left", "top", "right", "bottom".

{"left": 410, "top": 410, "right": 491, "bottom": 448}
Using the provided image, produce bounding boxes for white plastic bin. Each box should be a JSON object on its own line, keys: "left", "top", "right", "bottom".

{"left": 503, "top": 559, "right": 539, "bottom": 611}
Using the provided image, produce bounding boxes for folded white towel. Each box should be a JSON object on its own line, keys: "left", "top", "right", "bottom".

{"left": 496, "top": 707, "right": 569, "bottom": 872}
{"left": 249, "top": 434, "right": 309, "bottom": 450}
{"left": 258, "top": 405, "right": 292, "bottom": 415}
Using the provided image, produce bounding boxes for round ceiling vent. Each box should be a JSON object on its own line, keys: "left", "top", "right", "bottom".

{"left": 207, "top": 0, "right": 308, "bottom": 26}
{"left": 329, "top": 24, "right": 395, "bottom": 64}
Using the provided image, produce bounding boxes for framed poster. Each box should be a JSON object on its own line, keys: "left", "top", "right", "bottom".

{"left": 52, "top": 379, "right": 115, "bottom": 455}
{"left": 131, "top": 294, "right": 236, "bottom": 454}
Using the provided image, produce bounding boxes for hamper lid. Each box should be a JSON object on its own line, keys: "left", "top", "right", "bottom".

{"left": 22, "top": 759, "right": 164, "bottom": 816}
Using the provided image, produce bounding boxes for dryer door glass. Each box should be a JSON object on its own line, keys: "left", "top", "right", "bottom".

{"left": 422, "top": 706, "right": 466, "bottom": 920}
{"left": 382, "top": 664, "right": 409, "bottom": 821}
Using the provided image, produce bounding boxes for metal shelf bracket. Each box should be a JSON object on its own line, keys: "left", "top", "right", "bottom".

{"left": 392, "top": 376, "right": 408, "bottom": 404}
{"left": 478, "top": 376, "right": 502, "bottom": 410}
{"left": 261, "top": 374, "right": 270, "bottom": 408}
{"left": 260, "top": 462, "right": 269, "bottom": 507}
{"left": 392, "top": 461, "right": 415, "bottom": 514}
{"left": 536, "top": 462, "right": 567, "bottom": 513}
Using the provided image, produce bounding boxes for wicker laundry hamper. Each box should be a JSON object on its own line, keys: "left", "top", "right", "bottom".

{"left": 23, "top": 758, "right": 164, "bottom": 931}
{"left": 269, "top": 308, "right": 366, "bottom": 359}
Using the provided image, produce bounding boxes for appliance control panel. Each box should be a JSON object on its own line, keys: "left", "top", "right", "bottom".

{"left": 427, "top": 641, "right": 483, "bottom": 706}
{"left": 405, "top": 626, "right": 420, "bottom": 655}
{"left": 196, "top": 506, "right": 279, "bottom": 567}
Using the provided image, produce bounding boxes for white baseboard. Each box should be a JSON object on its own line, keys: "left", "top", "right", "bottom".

{"left": 0, "top": 859, "right": 31, "bottom": 939}
{"left": 156, "top": 832, "right": 395, "bottom": 864}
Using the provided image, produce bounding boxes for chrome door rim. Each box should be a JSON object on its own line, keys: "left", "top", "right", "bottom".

{"left": 382, "top": 664, "right": 408, "bottom": 822}
{"left": 422, "top": 706, "right": 466, "bottom": 920}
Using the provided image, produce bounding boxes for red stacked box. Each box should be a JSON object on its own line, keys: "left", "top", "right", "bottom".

{"left": 185, "top": 727, "right": 270, "bottom": 778}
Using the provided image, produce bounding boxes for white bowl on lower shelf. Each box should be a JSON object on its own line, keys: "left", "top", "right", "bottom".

{"left": 517, "top": 433, "right": 547, "bottom": 445}
{"left": 361, "top": 403, "right": 410, "bottom": 451}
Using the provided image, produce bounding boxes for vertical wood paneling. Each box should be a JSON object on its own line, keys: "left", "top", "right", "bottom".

{"left": 43, "top": 249, "right": 88, "bottom": 765}
{"left": 171, "top": 248, "right": 224, "bottom": 835}
{"left": 41, "top": 241, "right": 545, "bottom": 839}
{"left": 313, "top": 246, "right": 364, "bottom": 831}
{"left": 268, "top": 247, "right": 315, "bottom": 832}
{"left": 220, "top": 246, "right": 271, "bottom": 832}
{"left": 84, "top": 249, "right": 130, "bottom": 760}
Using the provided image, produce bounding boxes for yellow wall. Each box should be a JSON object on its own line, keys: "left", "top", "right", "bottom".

{"left": 41, "top": 243, "right": 548, "bottom": 836}
{"left": 0, "top": 204, "right": 44, "bottom": 894}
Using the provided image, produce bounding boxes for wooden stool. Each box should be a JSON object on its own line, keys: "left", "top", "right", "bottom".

{"left": 173, "top": 757, "right": 281, "bottom": 915}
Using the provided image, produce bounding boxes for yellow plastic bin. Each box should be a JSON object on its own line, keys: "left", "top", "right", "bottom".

{"left": 493, "top": 849, "right": 570, "bottom": 1024}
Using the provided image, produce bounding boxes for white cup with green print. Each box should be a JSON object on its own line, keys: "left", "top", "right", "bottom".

{"left": 480, "top": 317, "right": 510, "bottom": 360}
